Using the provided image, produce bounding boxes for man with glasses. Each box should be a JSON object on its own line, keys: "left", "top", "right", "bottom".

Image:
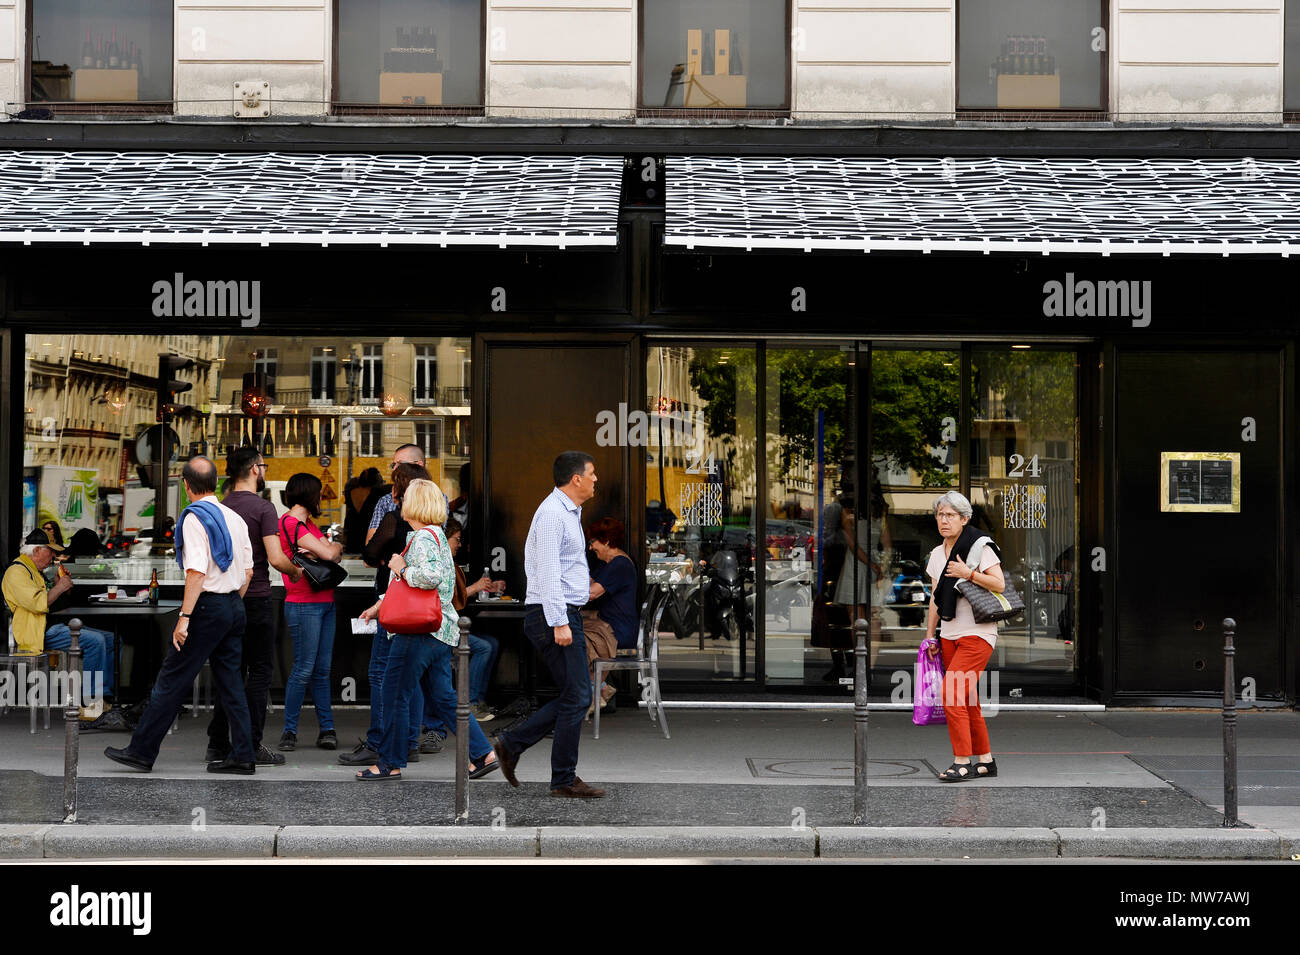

{"left": 205, "top": 446, "right": 303, "bottom": 766}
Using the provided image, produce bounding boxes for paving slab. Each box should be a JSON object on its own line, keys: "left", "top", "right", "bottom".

{"left": 539, "top": 825, "right": 816, "bottom": 858}
{"left": 42, "top": 824, "right": 278, "bottom": 859}
{"left": 277, "top": 825, "right": 539, "bottom": 858}
{"left": 817, "top": 826, "right": 1058, "bottom": 858}
{"left": 0, "top": 824, "right": 50, "bottom": 858}
{"left": 1054, "top": 827, "right": 1282, "bottom": 860}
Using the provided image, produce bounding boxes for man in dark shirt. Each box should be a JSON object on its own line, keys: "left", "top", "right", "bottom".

{"left": 206, "top": 446, "right": 303, "bottom": 765}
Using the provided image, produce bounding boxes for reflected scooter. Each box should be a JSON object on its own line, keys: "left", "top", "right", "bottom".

{"left": 695, "top": 549, "right": 749, "bottom": 643}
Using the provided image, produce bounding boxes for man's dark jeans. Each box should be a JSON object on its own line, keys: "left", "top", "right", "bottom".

{"left": 124, "top": 592, "right": 254, "bottom": 765}
{"left": 207, "top": 594, "right": 274, "bottom": 752}
{"left": 497, "top": 606, "right": 590, "bottom": 789}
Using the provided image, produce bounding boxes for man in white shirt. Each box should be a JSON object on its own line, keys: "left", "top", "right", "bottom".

{"left": 105, "top": 456, "right": 258, "bottom": 774}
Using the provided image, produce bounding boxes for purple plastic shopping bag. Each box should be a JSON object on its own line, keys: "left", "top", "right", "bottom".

{"left": 912, "top": 637, "right": 947, "bottom": 726}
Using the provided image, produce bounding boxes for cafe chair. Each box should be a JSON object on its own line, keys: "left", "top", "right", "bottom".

{"left": 2, "top": 617, "right": 65, "bottom": 733}
{"left": 592, "top": 596, "right": 670, "bottom": 741}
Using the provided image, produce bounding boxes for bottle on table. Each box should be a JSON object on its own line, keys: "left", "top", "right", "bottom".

{"left": 478, "top": 567, "right": 491, "bottom": 601}
{"left": 149, "top": 569, "right": 160, "bottom": 605}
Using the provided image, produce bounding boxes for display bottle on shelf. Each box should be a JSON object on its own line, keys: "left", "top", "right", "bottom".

{"left": 95, "top": 35, "right": 105, "bottom": 69}
{"left": 149, "top": 569, "right": 159, "bottom": 605}
{"left": 132, "top": 41, "right": 142, "bottom": 71}
{"left": 307, "top": 422, "right": 318, "bottom": 457}
{"left": 729, "top": 31, "right": 742, "bottom": 74}
{"left": 81, "top": 29, "right": 95, "bottom": 68}
{"left": 262, "top": 428, "right": 273, "bottom": 456}
{"left": 108, "top": 27, "right": 120, "bottom": 69}
{"left": 323, "top": 425, "right": 335, "bottom": 457}
{"left": 701, "top": 29, "right": 714, "bottom": 75}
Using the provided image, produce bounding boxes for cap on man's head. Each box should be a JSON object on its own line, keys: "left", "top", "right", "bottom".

{"left": 25, "top": 528, "right": 64, "bottom": 552}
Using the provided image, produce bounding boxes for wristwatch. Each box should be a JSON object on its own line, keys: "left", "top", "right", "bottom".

{"left": 179, "top": 612, "right": 192, "bottom": 619}
{"left": 395, "top": 567, "right": 406, "bottom": 582}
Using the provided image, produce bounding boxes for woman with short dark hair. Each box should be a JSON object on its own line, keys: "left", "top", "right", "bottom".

{"left": 277, "top": 472, "right": 343, "bottom": 752}
{"left": 584, "top": 517, "right": 637, "bottom": 714}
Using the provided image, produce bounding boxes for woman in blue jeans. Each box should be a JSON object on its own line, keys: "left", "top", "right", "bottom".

{"left": 355, "top": 479, "right": 498, "bottom": 781}
{"left": 277, "top": 472, "right": 343, "bottom": 751}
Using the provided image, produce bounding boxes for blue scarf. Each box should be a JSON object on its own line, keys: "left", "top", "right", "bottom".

{"left": 175, "top": 498, "right": 233, "bottom": 573}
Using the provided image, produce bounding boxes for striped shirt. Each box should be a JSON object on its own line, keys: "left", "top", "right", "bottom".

{"left": 524, "top": 486, "right": 590, "bottom": 627}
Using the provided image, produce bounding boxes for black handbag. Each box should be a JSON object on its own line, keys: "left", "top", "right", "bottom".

{"left": 954, "top": 536, "right": 1024, "bottom": 624}
{"left": 281, "top": 515, "right": 348, "bottom": 591}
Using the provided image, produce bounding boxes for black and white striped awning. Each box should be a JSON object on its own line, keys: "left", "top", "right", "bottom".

{"left": 667, "top": 156, "right": 1300, "bottom": 256}
{"left": 0, "top": 151, "right": 622, "bottom": 248}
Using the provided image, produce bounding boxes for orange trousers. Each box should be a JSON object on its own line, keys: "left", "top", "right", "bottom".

{"left": 940, "top": 635, "right": 994, "bottom": 757}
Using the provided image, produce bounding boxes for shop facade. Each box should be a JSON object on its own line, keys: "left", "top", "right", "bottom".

{"left": 1, "top": 128, "right": 1296, "bottom": 708}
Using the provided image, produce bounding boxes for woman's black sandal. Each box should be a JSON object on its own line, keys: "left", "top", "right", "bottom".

{"left": 972, "top": 759, "right": 998, "bottom": 778}
{"left": 937, "top": 762, "right": 975, "bottom": 782}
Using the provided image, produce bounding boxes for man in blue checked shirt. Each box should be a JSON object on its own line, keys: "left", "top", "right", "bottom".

{"left": 492, "top": 451, "right": 605, "bottom": 798}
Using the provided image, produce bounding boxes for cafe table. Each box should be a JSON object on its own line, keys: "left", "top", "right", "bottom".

{"left": 49, "top": 597, "right": 182, "bottom": 701}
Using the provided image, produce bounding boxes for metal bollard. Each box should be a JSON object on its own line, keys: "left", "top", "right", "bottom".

{"left": 62, "top": 618, "right": 83, "bottom": 824}
{"left": 852, "top": 617, "right": 869, "bottom": 826}
{"left": 454, "top": 615, "right": 471, "bottom": 825}
{"left": 1221, "top": 617, "right": 1239, "bottom": 828}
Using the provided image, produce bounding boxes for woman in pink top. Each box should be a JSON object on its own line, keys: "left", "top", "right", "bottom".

{"left": 277, "top": 472, "right": 344, "bottom": 752}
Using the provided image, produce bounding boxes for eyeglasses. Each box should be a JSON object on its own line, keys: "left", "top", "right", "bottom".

{"left": 255, "top": 462, "right": 268, "bottom": 470}
{"left": 935, "top": 512, "right": 961, "bottom": 522}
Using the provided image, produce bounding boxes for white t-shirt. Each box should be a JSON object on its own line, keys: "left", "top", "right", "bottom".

{"left": 926, "top": 541, "right": 1002, "bottom": 648}
{"left": 181, "top": 499, "right": 254, "bottom": 594}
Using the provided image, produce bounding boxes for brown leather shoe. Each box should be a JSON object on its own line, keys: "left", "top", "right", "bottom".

{"left": 550, "top": 776, "right": 605, "bottom": 799}
{"left": 492, "top": 738, "right": 520, "bottom": 788}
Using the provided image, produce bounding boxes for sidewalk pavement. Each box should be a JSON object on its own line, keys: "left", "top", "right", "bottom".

{"left": 1, "top": 706, "right": 1298, "bottom": 859}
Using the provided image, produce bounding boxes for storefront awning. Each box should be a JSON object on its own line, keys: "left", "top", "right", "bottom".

{"left": 0, "top": 151, "right": 622, "bottom": 248}
{"left": 666, "top": 156, "right": 1300, "bottom": 256}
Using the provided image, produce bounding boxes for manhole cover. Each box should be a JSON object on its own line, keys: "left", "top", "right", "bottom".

{"left": 746, "top": 758, "right": 927, "bottom": 779}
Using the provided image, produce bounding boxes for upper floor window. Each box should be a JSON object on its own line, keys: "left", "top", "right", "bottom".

{"left": 957, "top": 0, "right": 1107, "bottom": 113}
{"left": 639, "top": 0, "right": 789, "bottom": 113}
{"left": 335, "top": 0, "right": 484, "bottom": 112}
{"left": 29, "top": 0, "right": 173, "bottom": 107}
{"left": 360, "top": 344, "right": 384, "bottom": 404}
{"left": 413, "top": 345, "right": 438, "bottom": 404}
{"left": 311, "top": 347, "right": 337, "bottom": 404}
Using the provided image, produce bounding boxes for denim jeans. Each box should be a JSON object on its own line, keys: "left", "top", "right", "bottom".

{"left": 44, "top": 623, "right": 116, "bottom": 704}
{"left": 427, "top": 632, "right": 499, "bottom": 735}
{"left": 125, "top": 592, "right": 253, "bottom": 764}
{"left": 365, "top": 623, "right": 424, "bottom": 753}
{"left": 282, "top": 601, "right": 335, "bottom": 735}
{"left": 497, "top": 606, "right": 589, "bottom": 789}
{"left": 378, "top": 633, "right": 491, "bottom": 770}
{"left": 207, "top": 594, "right": 274, "bottom": 751}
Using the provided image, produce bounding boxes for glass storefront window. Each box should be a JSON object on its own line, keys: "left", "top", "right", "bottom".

{"left": 969, "top": 348, "right": 1077, "bottom": 676}
{"left": 957, "top": 0, "right": 1106, "bottom": 111}
{"left": 869, "top": 348, "right": 960, "bottom": 678}
{"left": 30, "top": 0, "right": 172, "bottom": 104}
{"left": 337, "top": 0, "right": 483, "bottom": 108}
{"left": 640, "top": 0, "right": 787, "bottom": 110}
{"left": 645, "top": 344, "right": 757, "bottom": 680}
{"left": 22, "top": 334, "right": 472, "bottom": 587}
{"left": 763, "top": 345, "right": 854, "bottom": 684}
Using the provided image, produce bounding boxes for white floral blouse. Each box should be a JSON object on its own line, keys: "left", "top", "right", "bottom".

{"left": 398, "top": 524, "right": 460, "bottom": 646}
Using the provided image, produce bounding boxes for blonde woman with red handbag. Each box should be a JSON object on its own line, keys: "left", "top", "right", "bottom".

{"left": 355, "top": 479, "right": 499, "bottom": 781}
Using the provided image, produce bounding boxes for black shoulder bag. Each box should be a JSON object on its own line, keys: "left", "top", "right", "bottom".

{"left": 281, "top": 515, "right": 348, "bottom": 591}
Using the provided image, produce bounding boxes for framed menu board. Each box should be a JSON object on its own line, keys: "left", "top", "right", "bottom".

{"left": 1160, "top": 452, "right": 1241, "bottom": 513}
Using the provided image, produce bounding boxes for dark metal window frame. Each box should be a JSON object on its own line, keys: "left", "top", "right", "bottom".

{"left": 636, "top": 0, "right": 792, "bottom": 119}
{"left": 955, "top": 0, "right": 1110, "bottom": 120}
{"left": 330, "top": 0, "right": 486, "bottom": 117}
{"left": 24, "top": 0, "right": 174, "bottom": 114}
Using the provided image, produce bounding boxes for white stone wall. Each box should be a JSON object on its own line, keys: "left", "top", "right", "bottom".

{"left": 175, "top": 0, "right": 329, "bottom": 117}
{"left": 486, "top": 0, "right": 635, "bottom": 119}
{"left": 1114, "top": 0, "right": 1283, "bottom": 123}
{"left": 794, "top": 0, "right": 954, "bottom": 122}
{"left": 0, "top": 0, "right": 18, "bottom": 113}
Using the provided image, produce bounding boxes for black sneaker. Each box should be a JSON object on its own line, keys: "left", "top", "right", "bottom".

{"left": 278, "top": 731, "right": 297, "bottom": 752}
{"left": 204, "top": 744, "right": 231, "bottom": 762}
{"left": 418, "top": 731, "right": 444, "bottom": 755}
{"left": 255, "top": 744, "right": 286, "bottom": 766}
{"left": 338, "top": 739, "right": 381, "bottom": 766}
{"left": 407, "top": 747, "right": 421, "bottom": 763}
{"left": 316, "top": 730, "right": 338, "bottom": 750}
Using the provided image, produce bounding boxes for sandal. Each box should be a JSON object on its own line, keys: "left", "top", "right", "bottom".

{"left": 355, "top": 764, "right": 401, "bottom": 781}
{"left": 937, "top": 762, "right": 975, "bottom": 782}
{"left": 468, "top": 755, "right": 501, "bottom": 779}
{"left": 972, "top": 758, "right": 998, "bottom": 778}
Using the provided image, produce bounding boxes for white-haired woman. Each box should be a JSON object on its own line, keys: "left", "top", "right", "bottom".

{"left": 924, "top": 490, "right": 1004, "bottom": 782}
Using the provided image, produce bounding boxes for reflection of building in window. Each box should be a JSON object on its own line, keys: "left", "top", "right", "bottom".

{"left": 413, "top": 345, "right": 438, "bottom": 404}
{"left": 360, "top": 343, "right": 384, "bottom": 403}
{"left": 359, "top": 421, "right": 383, "bottom": 456}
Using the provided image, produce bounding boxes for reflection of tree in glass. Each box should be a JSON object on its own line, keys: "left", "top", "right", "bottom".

{"left": 973, "top": 351, "right": 1075, "bottom": 437}
{"left": 871, "top": 351, "right": 960, "bottom": 487}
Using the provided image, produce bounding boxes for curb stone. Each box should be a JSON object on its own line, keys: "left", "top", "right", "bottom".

{"left": 276, "top": 825, "right": 540, "bottom": 858}
{"left": 42, "top": 824, "right": 278, "bottom": 859}
{"left": 539, "top": 826, "right": 817, "bottom": 858}
{"left": 0, "top": 824, "right": 52, "bottom": 859}
{"left": 1054, "top": 827, "right": 1281, "bottom": 860}
{"left": 816, "top": 826, "right": 1059, "bottom": 858}
{"left": 1273, "top": 830, "right": 1300, "bottom": 858}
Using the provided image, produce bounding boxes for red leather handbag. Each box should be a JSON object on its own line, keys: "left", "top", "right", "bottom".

{"left": 377, "top": 527, "right": 444, "bottom": 635}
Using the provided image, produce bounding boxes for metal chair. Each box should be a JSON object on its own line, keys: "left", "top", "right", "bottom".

{"left": 592, "top": 594, "right": 669, "bottom": 740}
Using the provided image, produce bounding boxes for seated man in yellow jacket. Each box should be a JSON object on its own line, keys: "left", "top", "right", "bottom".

{"left": 3, "top": 528, "right": 116, "bottom": 721}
